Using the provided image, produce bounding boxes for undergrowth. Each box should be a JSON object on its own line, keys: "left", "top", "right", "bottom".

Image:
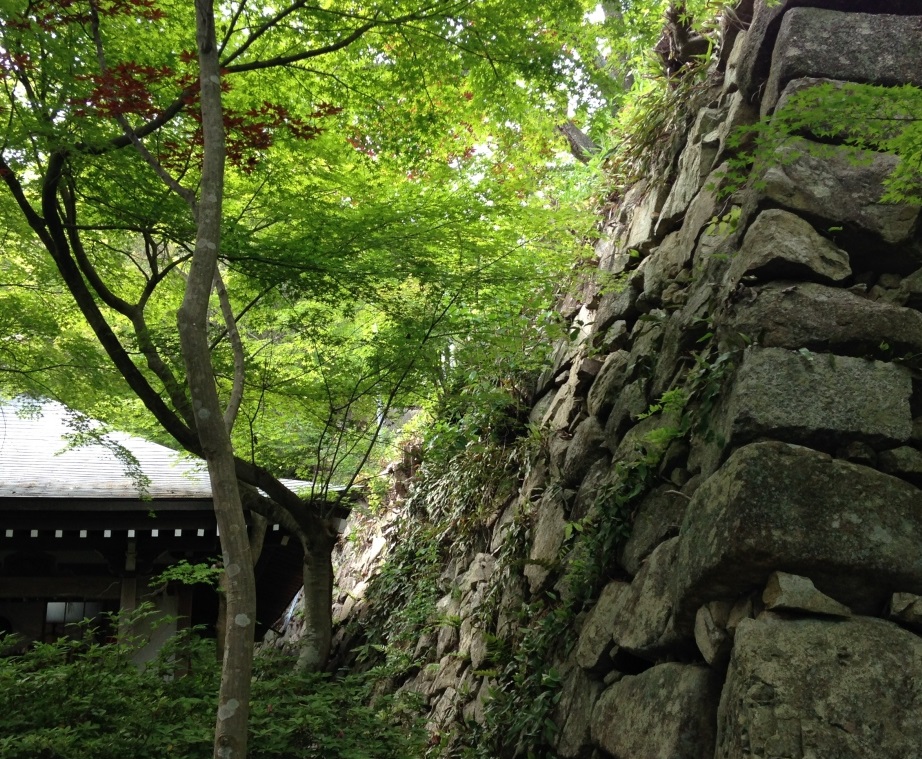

{"left": 0, "top": 607, "right": 425, "bottom": 759}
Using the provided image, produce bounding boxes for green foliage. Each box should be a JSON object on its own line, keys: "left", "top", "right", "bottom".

{"left": 0, "top": 609, "right": 425, "bottom": 759}
{"left": 150, "top": 559, "right": 223, "bottom": 588}
{"left": 0, "top": 0, "right": 607, "bottom": 501}
{"left": 605, "top": 59, "right": 716, "bottom": 187}
{"left": 447, "top": 337, "right": 741, "bottom": 757}
{"left": 454, "top": 416, "right": 679, "bottom": 759}
{"left": 356, "top": 422, "right": 534, "bottom": 674}
{"left": 725, "top": 81, "right": 922, "bottom": 203}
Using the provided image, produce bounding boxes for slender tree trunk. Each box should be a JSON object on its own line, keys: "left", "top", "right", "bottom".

{"left": 177, "top": 2, "right": 256, "bottom": 758}
{"left": 297, "top": 527, "right": 337, "bottom": 671}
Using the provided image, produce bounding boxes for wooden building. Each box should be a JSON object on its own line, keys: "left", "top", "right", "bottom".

{"left": 0, "top": 399, "right": 310, "bottom": 657}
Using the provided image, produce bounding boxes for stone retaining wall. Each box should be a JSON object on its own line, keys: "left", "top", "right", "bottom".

{"left": 273, "top": 3, "right": 922, "bottom": 756}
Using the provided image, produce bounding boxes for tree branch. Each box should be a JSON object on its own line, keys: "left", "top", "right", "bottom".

{"left": 215, "top": 268, "right": 246, "bottom": 432}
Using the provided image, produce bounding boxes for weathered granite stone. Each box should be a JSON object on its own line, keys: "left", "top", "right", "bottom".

{"left": 524, "top": 491, "right": 567, "bottom": 594}
{"left": 619, "top": 485, "right": 688, "bottom": 576}
{"left": 714, "top": 91, "right": 758, "bottom": 158}
{"left": 461, "top": 677, "right": 493, "bottom": 725}
{"left": 542, "top": 370, "right": 581, "bottom": 431}
{"left": 719, "top": 281, "right": 922, "bottom": 356}
{"left": 610, "top": 414, "right": 678, "bottom": 470}
{"left": 460, "top": 618, "right": 489, "bottom": 669}
{"left": 735, "top": 0, "right": 922, "bottom": 103}
{"left": 716, "top": 615, "right": 922, "bottom": 759}
{"left": 611, "top": 537, "right": 688, "bottom": 660}
{"left": 720, "top": 347, "right": 912, "bottom": 451}
{"left": 728, "top": 209, "right": 851, "bottom": 285}
{"left": 675, "top": 441, "right": 922, "bottom": 624}
{"left": 561, "top": 416, "right": 606, "bottom": 486}
{"left": 591, "top": 278, "right": 642, "bottom": 339}
{"left": 535, "top": 339, "right": 573, "bottom": 398}
{"left": 548, "top": 433, "right": 572, "bottom": 479}
{"left": 695, "top": 601, "right": 732, "bottom": 667}
{"left": 555, "top": 666, "right": 603, "bottom": 759}
{"left": 656, "top": 161, "right": 729, "bottom": 254}
{"left": 591, "top": 663, "right": 720, "bottom": 759}
{"left": 837, "top": 440, "right": 878, "bottom": 467}
{"left": 460, "top": 553, "right": 495, "bottom": 589}
{"left": 603, "top": 378, "right": 649, "bottom": 446}
{"left": 877, "top": 445, "right": 922, "bottom": 485}
{"left": 627, "top": 312, "right": 666, "bottom": 372}
{"left": 586, "top": 349, "right": 630, "bottom": 419}
{"left": 888, "top": 592, "right": 922, "bottom": 632}
{"left": 761, "top": 138, "right": 921, "bottom": 250}
{"left": 527, "top": 390, "right": 554, "bottom": 427}
{"left": 575, "top": 355, "right": 604, "bottom": 394}
{"left": 435, "top": 594, "right": 462, "bottom": 659}
{"left": 642, "top": 231, "right": 693, "bottom": 309}
{"left": 624, "top": 181, "right": 668, "bottom": 253}
{"left": 763, "top": 9, "right": 922, "bottom": 115}
{"left": 432, "top": 655, "right": 467, "bottom": 694}
{"left": 720, "top": 10, "right": 751, "bottom": 91}
{"left": 593, "top": 318, "right": 628, "bottom": 353}
{"left": 572, "top": 457, "right": 612, "bottom": 523}
{"left": 597, "top": 232, "right": 632, "bottom": 276}
{"left": 575, "top": 580, "right": 630, "bottom": 672}
{"left": 659, "top": 108, "right": 724, "bottom": 230}
{"left": 762, "top": 571, "right": 852, "bottom": 617}
{"left": 495, "top": 579, "right": 525, "bottom": 640}
{"left": 429, "top": 685, "right": 460, "bottom": 731}
{"left": 726, "top": 594, "right": 759, "bottom": 635}
{"left": 489, "top": 501, "right": 519, "bottom": 554}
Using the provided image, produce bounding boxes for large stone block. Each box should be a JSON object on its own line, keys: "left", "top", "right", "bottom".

{"left": 763, "top": 9, "right": 922, "bottom": 114}
{"left": 675, "top": 441, "right": 922, "bottom": 624}
{"left": 719, "top": 347, "right": 912, "bottom": 450}
{"left": 718, "top": 281, "right": 922, "bottom": 356}
{"left": 591, "top": 662, "right": 720, "bottom": 759}
{"left": 524, "top": 490, "right": 567, "bottom": 594}
{"left": 761, "top": 138, "right": 921, "bottom": 251}
{"left": 561, "top": 416, "right": 606, "bottom": 486}
{"left": 611, "top": 537, "right": 688, "bottom": 660}
{"left": 554, "top": 665, "right": 604, "bottom": 758}
{"left": 716, "top": 615, "right": 922, "bottom": 758}
{"left": 735, "top": 0, "right": 922, "bottom": 102}
{"left": 623, "top": 181, "right": 668, "bottom": 253}
{"left": 642, "top": 231, "right": 692, "bottom": 311}
{"left": 575, "top": 580, "right": 630, "bottom": 672}
{"left": 728, "top": 209, "right": 851, "bottom": 286}
{"left": 658, "top": 108, "right": 724, "bottom": 230}
{"left": 586, "top": 349, "right": 630, "bottom": 419}
{"left": 619, "top": 485, "right": 688, "bottom": 576}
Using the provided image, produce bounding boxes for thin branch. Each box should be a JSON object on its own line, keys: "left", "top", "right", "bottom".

{"left": 218, "top": 0, "right": 250, "bottom": 56}
{"left": 208, "top": 281, "right": 276, "bottom": 351}
{"left": 219, "top": 0, "right": 312, "bottom": 66}
{"left": 58, "top": 181, "right": 138, "bottom": 317}
{"left": 215, "top": 268, "right": 246, "bottom": 432}
{"left": 87, "top": 0, "right": 196, "bottom": 207}
{"left": 223, "top": 18, "right": 378, "bottom": 73}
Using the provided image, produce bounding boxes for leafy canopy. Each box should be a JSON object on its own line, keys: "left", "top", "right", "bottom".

{"left": 0, "top": 0, "right": 617, "bottom": 494}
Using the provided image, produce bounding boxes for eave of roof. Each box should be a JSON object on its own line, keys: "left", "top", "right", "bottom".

{"left": 0, "top": 399, "right": 315, "bottom": 501}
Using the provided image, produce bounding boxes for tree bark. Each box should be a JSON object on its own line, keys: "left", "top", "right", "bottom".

{"left": 297, "top": 525, "right": 338, "bottom": 671}
{"left": 178, "top": 2, "right": 256, "bottom": 758}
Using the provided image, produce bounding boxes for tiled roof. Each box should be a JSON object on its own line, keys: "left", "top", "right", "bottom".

{"left": 0, "top": 399, "right": 311, "bottom": 500}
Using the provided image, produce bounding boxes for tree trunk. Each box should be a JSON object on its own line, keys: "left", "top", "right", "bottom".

{"left": 297, "top": 527, "right": 337, "bottom": 671}
{"left": 178, "top": 3, "right": 256, "bottom": 758}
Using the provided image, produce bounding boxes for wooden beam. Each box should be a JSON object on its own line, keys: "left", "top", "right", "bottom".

{"left": 0, "top": 576, "right": 123, "bottom": 599}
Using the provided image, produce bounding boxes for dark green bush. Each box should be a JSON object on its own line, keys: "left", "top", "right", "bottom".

{"left": 0, "top": 611, "right": 425, "bottom": 759}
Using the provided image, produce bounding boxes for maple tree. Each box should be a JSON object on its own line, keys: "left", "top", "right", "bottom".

{"left": 0, "top": 0, "right": 760, "bottom": 753}
{"left": 0, "top": 0, "right": 624, "bottom": 754}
